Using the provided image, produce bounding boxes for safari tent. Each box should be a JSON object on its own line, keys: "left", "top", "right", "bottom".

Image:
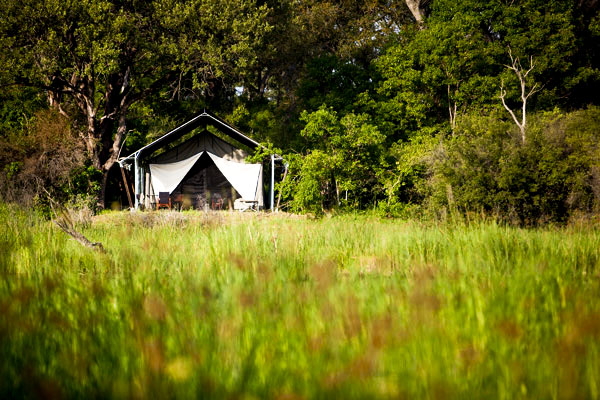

{"left": 118, "top": 111, "right": 282, "bottom": 211}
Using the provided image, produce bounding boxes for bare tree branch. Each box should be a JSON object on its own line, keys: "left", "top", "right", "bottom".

{"left": 500, "top": 78, "right": 523, "bottom": 136}
{"left": 499, "top": 48, "right": 542, "bottom": 144}
{"left": 448, "top": 84, "right": 458, "bottom": 132}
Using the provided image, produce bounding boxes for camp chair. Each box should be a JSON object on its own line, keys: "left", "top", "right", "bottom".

{"left": 157, "top": 192, "right": 171, "bottom": 210}
{"left": 211, "top": 194, "right": 223, "bottom": 210}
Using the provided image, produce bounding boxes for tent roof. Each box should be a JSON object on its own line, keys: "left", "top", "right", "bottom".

{"left": 121, "top": 110, "right": 262, "bottom": 162}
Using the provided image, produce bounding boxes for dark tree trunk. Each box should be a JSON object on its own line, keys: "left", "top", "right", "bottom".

{"left": 97, "top": 170, "right": 111, "bottom": 210}
{"left": 94, "top": 108, "right": 129, "bottom": 209}
{"left": 63, "top": 71, "right": 132, "bottom": 209}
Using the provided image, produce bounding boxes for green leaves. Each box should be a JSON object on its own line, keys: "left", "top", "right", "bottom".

{"left": 286, "top": 106, "right": 385, "bottom": 214}
{"left": 428, "top": 107, "right": 600, "bottom": 224}
{"left": 372, "top": 0, "right": 595, "bottom": 139}
{"left": 300, "top": 106, "right": 342, "bottom": 142}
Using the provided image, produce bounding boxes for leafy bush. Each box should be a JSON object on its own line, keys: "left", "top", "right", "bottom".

{"left": 0, "top": 109, "right": 98, "bottom": 210}
{"left": 376, "top": 130, "right": 440, "bottom": 217}
{"left": 428, "top": 107, "right": 600, "bottom": 224}
{"left": 283, "top": 106, "right": 385, "bottom": 215}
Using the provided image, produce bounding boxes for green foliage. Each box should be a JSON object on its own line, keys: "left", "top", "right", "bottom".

{"left": 246, "top": 142, "right": 282, "bottom": 164}
{"left": 370, "top": 0, "right": 599, "bottom": 142}
{"left": 1, "top": 208, "right": 600, "bottom": 398}
{"left": 377, "top": 132, "right": 439, "bottom": 217}
{"left": 3, "top": 162, "right": 21, "bottom": 180}
{"left": 229, "top": 103, "right": 294, "bottom": 147}
{"left": 66, "top": 165, "right": 103, "bottom": 200}
{"left": 289, "top": 150, "right": 332, "bottom": 215}
{"left": 297, "top": 55, "right": 375, "bottom": 114}
{"left": 358, "top": 0, "right": 600, "bottom": 221}
{"left": 285, "top": 106, "right": 385, "bottom": 214}
{"left": 0, "top": 86, "right": 46, "bottom": 140}
{"left": 428, "top": 107, "right": 600, "bottom": 224}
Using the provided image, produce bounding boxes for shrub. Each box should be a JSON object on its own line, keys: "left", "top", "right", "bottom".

{"left": 0, "top": 109, "right": 94, "bottom": 210}
{"left": 428, "top": 107, "right": 600, "bottom": 224}
{"left": 283, "top": 106, "right": 385, "bottom": 215}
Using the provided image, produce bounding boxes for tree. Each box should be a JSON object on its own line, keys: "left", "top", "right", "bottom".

{"left": 428, "top": 108, "right": 600, "bottom": 224}
{"left": 0, "top": 0, "right": 271, "bottom": 207}
{"left": 499, "top": 48, "right": 541, "bottom": 143}
{"left": 370, "top": 0, "right": 593, "bottom": 139}
{"left": 287, "top": 106, "right": 384, "bottom": 214}
{"left": 373, "top": 10, "right": 499, "bottom": 137}
{"left": 231, "top": 0, "right": 411, "bottom": 149}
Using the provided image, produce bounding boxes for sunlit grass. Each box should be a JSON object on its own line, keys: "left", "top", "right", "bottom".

{"left": 1, "top": 205, "right": 599, "bottom": 398}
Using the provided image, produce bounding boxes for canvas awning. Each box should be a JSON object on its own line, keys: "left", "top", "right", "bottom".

{"left": 149, "top": 151, "right": 263, "bottom": 202}
{"left": 205, "top": 153, "right": 262, "bottom": 201}
{"left": 149, "top": 153, "right": 203, "bottom": 195}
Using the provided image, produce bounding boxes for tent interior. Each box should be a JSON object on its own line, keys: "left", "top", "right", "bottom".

{"left": 169, "top": 152, "right": 239, "bottom": 209}
{"left": 144, "top": 129, "right": 264, "bottom": 210}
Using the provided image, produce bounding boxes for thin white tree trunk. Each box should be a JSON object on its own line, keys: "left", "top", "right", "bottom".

{"left": 499, "top": 48, "right": 541, "bottom": 144}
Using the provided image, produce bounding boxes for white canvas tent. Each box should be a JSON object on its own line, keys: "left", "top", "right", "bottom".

{"left": 118, "top": 111, "right": 281, "bottom": 210}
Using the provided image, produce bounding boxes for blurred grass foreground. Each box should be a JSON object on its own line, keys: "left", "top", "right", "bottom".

{"left": 1, "top": 204, "right": 600, "bottom": 399}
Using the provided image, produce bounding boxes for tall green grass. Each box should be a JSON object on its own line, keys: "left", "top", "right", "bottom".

{"left": 1, "top": 204, "right": 599, "bottom": 399}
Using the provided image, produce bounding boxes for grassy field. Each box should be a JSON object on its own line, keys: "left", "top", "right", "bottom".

{"left": 1, "top": 204, "right": 599, "bottom": 399}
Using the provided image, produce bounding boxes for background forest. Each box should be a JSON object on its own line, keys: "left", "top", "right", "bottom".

{"left": 1, "top": 0, "right": 599, "bottom": 224}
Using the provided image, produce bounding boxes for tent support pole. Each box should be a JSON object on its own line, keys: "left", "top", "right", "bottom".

{"left": 270, "top": 154, "right": 275, "bottom": 211}
{"left": 144, "top": 172, "right": 150, "bottom": 209}
{"left": 275, "top": 162, "right": 288, "bottom": 211}
{"left": 134, "top": 156, "right": 140, "bottom": 209}
{"left": 120, "top": 164, "right": 134, "bottom": 209}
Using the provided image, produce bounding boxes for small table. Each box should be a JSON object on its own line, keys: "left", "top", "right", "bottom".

{"left": 234, "top": 199, "right": 258, "bottom": 212}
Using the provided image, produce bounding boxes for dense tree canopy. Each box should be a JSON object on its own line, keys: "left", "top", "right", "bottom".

{"left": 0, "top": 0, "right": 598, "bottom": 222}
{"left": 0, "top": 0, "right": 271, "bottom": 205}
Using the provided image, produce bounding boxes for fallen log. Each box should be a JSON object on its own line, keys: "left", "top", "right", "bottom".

{"left": 43, "top": 188, "right": 107, "bottom": 253}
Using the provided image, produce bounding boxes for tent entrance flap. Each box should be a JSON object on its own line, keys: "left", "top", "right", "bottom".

{"left": 206, "top": 153, "right": 262, "bottom": 201}
{"left": 149, "top": 152, "right": 202, "bottom": 195}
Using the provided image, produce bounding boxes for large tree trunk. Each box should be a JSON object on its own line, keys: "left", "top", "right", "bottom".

{"left": 66, "top": 72, "right": 132, "bottom": 209}
{"left": 97, "top": 170, "right": 111, "bottom": 211}
{"left": 405, "top": 0, "right": 426, "bottom": 28}
{"left": 93, "top": 112, "right": 129, "bottom": 209}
